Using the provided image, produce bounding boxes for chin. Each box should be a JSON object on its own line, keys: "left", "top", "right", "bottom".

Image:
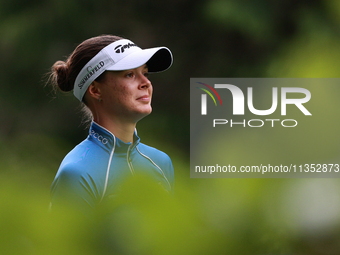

{"left": 135, "top": 107, "right": 152, "bottom": 122}
{"left": 142, "top": 109, "right": 152, "bottom": 117}
{"left": 142, "top": 105, "right": 152, "bottom": 115}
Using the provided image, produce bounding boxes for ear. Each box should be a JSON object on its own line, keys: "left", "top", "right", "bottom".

{"left": 87, "top": 81, "right": 101, "bottom": 100}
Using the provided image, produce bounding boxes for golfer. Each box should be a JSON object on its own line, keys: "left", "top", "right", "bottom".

{"left": 49, "top": 35, "right": 174, "bottom": 213}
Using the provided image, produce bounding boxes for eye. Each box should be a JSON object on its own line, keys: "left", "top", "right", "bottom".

{"left": 143, "top": 72, "right": 149, "bottom": 78}
{"left": 126, "top": 72, "right": 134, "bottom": 78}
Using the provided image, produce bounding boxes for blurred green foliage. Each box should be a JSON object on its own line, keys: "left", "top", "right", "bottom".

{"left": 1, "top": 0, "right": 340, "bottom": 254}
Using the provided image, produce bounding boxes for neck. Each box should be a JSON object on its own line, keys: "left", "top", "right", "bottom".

{"left": 94, "top": 116, "right": 136, "bottom": 143}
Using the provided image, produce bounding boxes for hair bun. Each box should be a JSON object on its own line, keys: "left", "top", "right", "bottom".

{"left": 52, "top": 60, "right": 73, "bottom": 92}
{"left": 48, "top": 35, "right": 124, "bottom": 97}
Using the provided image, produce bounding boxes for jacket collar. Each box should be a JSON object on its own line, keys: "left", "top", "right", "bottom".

{"left": 88, "top": 121, "right": 140, "bottom": 153}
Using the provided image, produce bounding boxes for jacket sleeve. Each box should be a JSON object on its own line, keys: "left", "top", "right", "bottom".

{"left": 50, "top": 165, "right": 98, "bottom": 216}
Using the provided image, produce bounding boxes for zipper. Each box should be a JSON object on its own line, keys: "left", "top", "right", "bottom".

{"left": 127, "top": 145, "right": 135, "bottom": 176}
{"left": 100, "top": 135, "right": 116, "bottom": 202}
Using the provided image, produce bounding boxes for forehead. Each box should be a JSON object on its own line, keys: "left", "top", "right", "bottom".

{"left": 100, "top": 64, "right": 148, "bottom": 81}
{"left": 113, "top": 64, "right": 148, "bottom": 73}
{"left": 110, "top": 64, "right": 148, "bottom": 74}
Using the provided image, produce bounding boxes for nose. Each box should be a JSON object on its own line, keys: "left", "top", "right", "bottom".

{"left": 139, "top": 74, "right": 152, "bottom": 89}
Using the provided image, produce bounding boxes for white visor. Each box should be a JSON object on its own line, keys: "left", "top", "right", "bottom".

{"left": 73, "top": 39, "right": 173, "bottom": 101}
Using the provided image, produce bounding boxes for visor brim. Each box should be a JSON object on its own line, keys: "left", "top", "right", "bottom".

{"left": 106, "top": 47, "right": 173, "bottom": 73}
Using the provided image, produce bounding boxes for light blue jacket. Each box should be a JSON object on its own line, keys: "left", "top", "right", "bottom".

{"left": 50, "top": 122, "right": 174, "bottom": 213}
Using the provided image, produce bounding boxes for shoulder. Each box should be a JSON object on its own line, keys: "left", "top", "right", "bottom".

{"left": 136, "top": 142, "right": 174, "bottom": 176}
{"left": 136, "top": 142, "right": 175, "bottom": 192}
{"left": 51, "top": 141, "right": 99, "bottom": 210}
{"left": 52, "top": 139, "right": 97, "bottom": 186}
{"left": 136, "top": 143, "right": 173, "bottom": 165}
{"left": 58, "top": 137, "right": 106, "bottom": 170}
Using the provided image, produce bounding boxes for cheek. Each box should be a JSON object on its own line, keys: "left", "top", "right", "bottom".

{"left": 106, "top": 84, "right": 129, "bottom": 101}
{"left": 112, "top": 93, "right": 129, "bottom": 106}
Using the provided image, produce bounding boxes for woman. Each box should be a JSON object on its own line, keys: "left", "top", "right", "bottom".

{"left": 49, "top": 35, "right": 174, "bottom": 214}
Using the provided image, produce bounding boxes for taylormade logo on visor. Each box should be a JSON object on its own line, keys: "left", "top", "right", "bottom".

{"left": 78, "top": 61, "right": 105, "bottom": 89}
{"left": 114, "top": 42, "right": 138, "bottom": 53}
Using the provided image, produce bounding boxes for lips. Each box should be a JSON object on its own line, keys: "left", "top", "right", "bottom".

{"left": 137, "top": 95, "right": 150, "bottom": 101}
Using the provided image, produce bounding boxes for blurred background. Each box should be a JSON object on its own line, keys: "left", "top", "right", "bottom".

{"left": 1, "top": 0, "right": 340, "bottom": 254}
